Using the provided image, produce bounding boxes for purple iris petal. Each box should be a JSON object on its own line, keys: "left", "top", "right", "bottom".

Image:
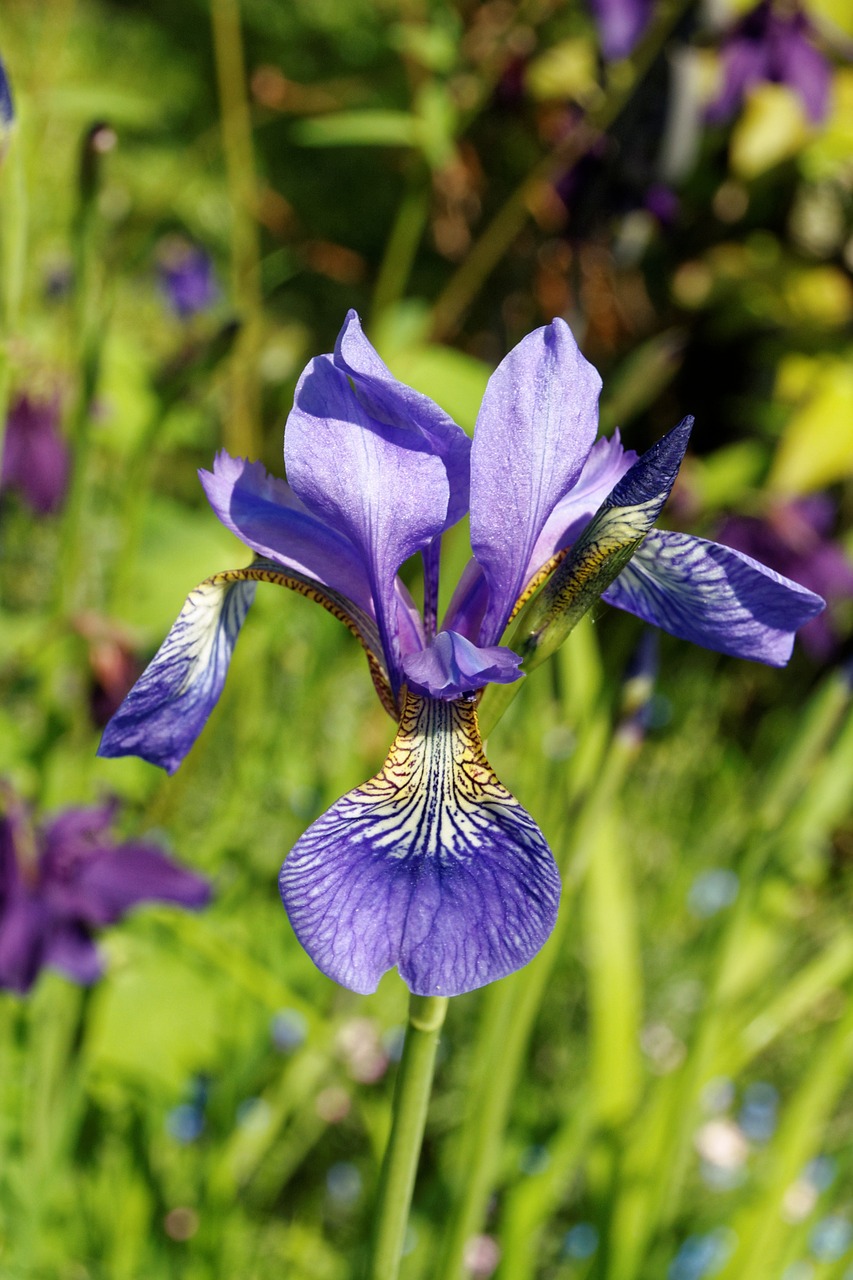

{"left": 469, "top": 319, "right": 602, "bottom": 646}
{"left": 1, "top": 393, "right": 70, "bottom": 515}
{"left": 507, "top": 419, "right": 693, "bottom": 671}
{"left": 525, "top": 430, "right": 637, "bottom": 581}
{"left": 98, "top": 576, "right": 256, "bottom": 773}
{"left": 402, "top": 630, "right": 523, "bottom": 700}
{"left": 200, "top": 452, "right": 376, "bottom": 614}
{"left": 286, "top": 351, "right": 451, "bottom": 692}
{"left": 43, "top": 921, "right": 103, "bottom": 984}
{"left": 588, "top": 0, "right": 653, "bottom": 60}
{"left": 71, "top": 845, "right": 209, "bottom": 923}
{"left": 280, "top": 693, "right": 560, "bottom": 996}
{"left": 774, "top": 22, "right": 831, "bottom": 125}
{"left": 0, "top": 894, "right": 51, "bottom": 994}
{"left": 602, "top": 529, "right": 826, "bottom": 665}
{"left": 603, "top": 417, "right": 692, "bottom": 512}
{"left": 0, "top": 800, "right": 211, "bottom": 994}
{"left": 444, "top": 432, "right": 636, "bottom": 643}
{"left": 333, "top": 311, "right": 471, "bottom": 529}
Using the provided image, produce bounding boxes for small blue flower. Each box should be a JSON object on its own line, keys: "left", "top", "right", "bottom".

{"left": 157, "top": 238, "right": 219, "bottom": 319}
{"left": 99, "top": 313, "right": 823, "bottom": 997}
{"left": 564, "top": 1223, "right": 599, "bottom": 1260}
{"left": 810, "top": 1215, "right": 853, "bottom": 1263}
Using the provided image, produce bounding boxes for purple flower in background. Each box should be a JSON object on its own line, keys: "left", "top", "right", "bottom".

{"left": 588, "top": 0, "right": 653, "bottom": 61}
{"left": 1, "top": 393, "right": 70, "bottom": 515}
{"left": 157, "top": 238, "right": 219, "bottom": 319}
{"left": 99, "top": 312, "right": 822, "bottom": 997}
{"left": 0, "top": 54, "right": 14, "bottom": 164}
{"left": 707, "top": 0, "right": 831, "bottom": 125}
{"left": 718, "top": 497, "right": 853, "bottom": 660}
{"left": 0, "top": 796, "right": 210, "bottom": 994}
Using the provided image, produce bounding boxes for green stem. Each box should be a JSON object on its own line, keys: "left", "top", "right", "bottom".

{"left": 436, "top": 727, "right": 637, "bottom": 1280}
{"left": 371, "top": 171, "right": 430, "bottom": 322}
{"left": 210, "top": 0, "right": 263, "bottom": 459}
{"left": 367, "top": 992, "right": 449, "bottom": 1280}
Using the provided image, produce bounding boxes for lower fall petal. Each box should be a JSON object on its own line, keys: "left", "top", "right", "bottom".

{"left": 98, "top": 576, "right": 256, "bottom": 774}
{"left": 602, "top": 529, "right": 826, "bottom": 665}
{"left": 280, "top": 690, "right": 560, "bottom": 997}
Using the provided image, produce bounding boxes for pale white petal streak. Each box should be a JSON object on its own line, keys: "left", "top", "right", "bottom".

{"left": 603, "top": 530, "right": 826, "bottom": 665}
{"left": 98, "top": 576, "right": 256, "bottom": 774}
{"left": 280, "top": 690, "right": 560, "bottom": 996}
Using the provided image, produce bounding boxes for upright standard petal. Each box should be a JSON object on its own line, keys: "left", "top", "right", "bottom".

{"left": 509, "top": 418, "right": 693, "bottom": 672}
{"left": 200, "top": 452, "right": 377, "bottom": 614}
{"left": 286, "top": 354, "right": 451, "bottom": 693}
{"left": 98, "top": 576, "right": 256, "bottom": 773}
{"left": 443, "top": 433, "right": 635, "bottom": 643}
{"left": 602, "top": 530, "right": 826, "bottom": 665}
{"left": 469, "top": 319, "right": 602, "bottom": 646}
{"left": 280, "top": 691, "right": 560, "bottom": 997}
{"left": 334, "top": 311, "right": 471, "bottom": 528}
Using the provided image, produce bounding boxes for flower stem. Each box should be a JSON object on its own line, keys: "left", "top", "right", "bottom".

{"left": 436, "top": 727, "right": 638, "bottom": 1280}
{"left": 367, "top": 992, "right": 449, "bottom": 1280}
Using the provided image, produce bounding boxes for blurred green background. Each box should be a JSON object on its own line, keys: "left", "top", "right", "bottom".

{"left": 1, "top": 0, "right": 853, "bottom": 1277}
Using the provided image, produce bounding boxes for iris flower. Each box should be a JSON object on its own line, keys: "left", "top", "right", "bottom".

{"left": 0, "top": 797, "right": 210, "bottom": 994}
{"left": 157, "top": 238, "right": 219, "bottom": 320}
{"left": 99, "top": 314, "right": 823, "bottom": 996}
{"left": 1, "top": 392, "right": 70, "bottom": 515}
{"left": 706, "top": 0, "right": 831, "bottom": 126}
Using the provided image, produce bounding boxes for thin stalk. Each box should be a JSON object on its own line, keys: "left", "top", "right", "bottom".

{"left": 210, "top": 0, "right": 263, "bottom": 459}
{"left": 367, "top": 992, "right": 448, "bottom": 1280}
{"left": 371, "top": 173, "right": 430, "bottom": 321}
{"left": 428, "top": 0, "right": 695, "bottom": 341}
{"left": 55, "top": 126, "right": 112, "bottom": 617}
{"left": 436, "top": 727, "right": 638, "bottom": 1280}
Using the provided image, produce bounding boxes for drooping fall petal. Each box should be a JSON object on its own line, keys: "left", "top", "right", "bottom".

{"left": 280, "top": 691, "right": 560, "bottom": 996}
{"left": 603, "top": 530, "right": 826, "bottom": 665}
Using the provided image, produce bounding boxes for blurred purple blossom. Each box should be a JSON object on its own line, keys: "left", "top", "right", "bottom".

{"left": 0, "top": 54, "right": 14, "bottom": 164}
{"left": 588, "top": 0, "right": 653, "bottom": 61}
{"left": 718, "top": 497, "right": 853, "bottom": 659}
{"left": 706, "top": 0, "right": 831, "bottom": 125}
{"left": 1, "top": 393, "right": 70, "bottom": 515}
{"left": 0, "top": 795, "right": 211, "bottom": 994}
{"left": 157, "top": 239, "right": 219, "bottom": 319}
